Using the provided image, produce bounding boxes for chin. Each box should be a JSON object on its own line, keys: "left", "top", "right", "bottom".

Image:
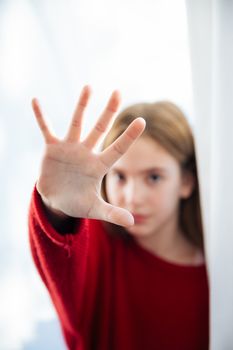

{"left": 126, "top": 224, "right": 151, "bottom": 237}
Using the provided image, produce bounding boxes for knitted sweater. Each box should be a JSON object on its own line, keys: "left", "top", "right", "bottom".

{"left": 28, "top": 187, "right": 209, "bottom": 350}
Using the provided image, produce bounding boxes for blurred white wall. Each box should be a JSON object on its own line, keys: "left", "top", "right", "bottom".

{"left": 0, "top": 0, "right": 193, "bottom": 348}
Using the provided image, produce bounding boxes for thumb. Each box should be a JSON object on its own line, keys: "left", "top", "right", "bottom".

{"left": 94, "top": 198, "right": 134, "bottom": 227}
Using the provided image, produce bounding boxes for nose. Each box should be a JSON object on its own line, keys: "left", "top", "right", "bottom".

{"left": 123, "top": 179, "right": 144, "bottom": 207}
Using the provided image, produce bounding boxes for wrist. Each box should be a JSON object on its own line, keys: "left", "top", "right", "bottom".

{"left": 40, "top": 195, "right": 68, "bottom": 219}
{"left": 36, "top": 182, "right": 68, "bottom": 219}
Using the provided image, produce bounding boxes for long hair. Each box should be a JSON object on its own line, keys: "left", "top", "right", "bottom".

{"left": 101, "top": 101, "right": 204, "bottom": 250}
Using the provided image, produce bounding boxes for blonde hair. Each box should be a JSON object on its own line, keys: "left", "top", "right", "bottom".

{"left": 102, "top": 101, "right": 204, "bottom": 250}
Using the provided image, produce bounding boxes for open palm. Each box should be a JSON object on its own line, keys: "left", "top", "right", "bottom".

{"left": 32, "top": 86, "right": 145, "bottom": 227}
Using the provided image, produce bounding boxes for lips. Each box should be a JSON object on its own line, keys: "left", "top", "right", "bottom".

{"left": 132, "top": 214, "right": 148, "bottom": 224}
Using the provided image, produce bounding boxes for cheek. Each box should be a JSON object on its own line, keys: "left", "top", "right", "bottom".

{"left": 105, "top": 177, "right": 120, "bottom": 205}
{"left": 165, "top": 186, "right": 182, "bottom": 211}
{"left": 151, "top": 182, "right": 181, "bottom": 208}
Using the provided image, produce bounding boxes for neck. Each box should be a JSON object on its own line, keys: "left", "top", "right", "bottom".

{"left": 134, "top": 215, "right": 203, "bottom": 265}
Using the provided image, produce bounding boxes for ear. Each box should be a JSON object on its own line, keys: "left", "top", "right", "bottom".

{"left": 180, "top": 171, "right": 195, "bottom": 199}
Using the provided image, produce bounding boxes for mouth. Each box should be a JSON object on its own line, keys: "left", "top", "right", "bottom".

{"left": 132, "top": 214, "right": 148, "bottom": 224}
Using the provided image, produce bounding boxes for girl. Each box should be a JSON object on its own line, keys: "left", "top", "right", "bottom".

{"left": 29, "top": 86, "right": 209, "bottom": 350}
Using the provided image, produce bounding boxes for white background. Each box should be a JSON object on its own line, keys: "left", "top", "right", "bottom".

{"left": 0, "top": 0, "right": 194, "bottom": 348}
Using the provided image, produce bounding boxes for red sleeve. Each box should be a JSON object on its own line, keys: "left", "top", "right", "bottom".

{"left": 28, "top": 186, "right": 90, "bottom": 349}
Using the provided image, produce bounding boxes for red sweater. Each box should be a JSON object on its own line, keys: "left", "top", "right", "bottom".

{"left": 28, "top": 187, "right": 209, "bottom": 350}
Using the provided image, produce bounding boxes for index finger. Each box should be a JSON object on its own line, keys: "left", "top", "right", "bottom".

{"left": 100, "top": 117, "right": 146, "bottom": 169}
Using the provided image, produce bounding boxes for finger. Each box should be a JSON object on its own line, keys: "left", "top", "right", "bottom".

{"left": 65, "top": 85, "right": 91, "bottom": 142}
{"left": 90, "top": 198, "right": 134, "bottom": 227}
{"left": 83, "top": 90, "right": 121, "bottom": 149}
{"left": 31, "top": 98, "right": 57, "bottom": 144}
{"left": 100, "top": 117, "right": 146, "bottom": 169}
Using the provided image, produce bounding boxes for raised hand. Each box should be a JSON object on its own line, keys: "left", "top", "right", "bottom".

{"left": 32, "top": 86, "right": 145, "bottom": 227}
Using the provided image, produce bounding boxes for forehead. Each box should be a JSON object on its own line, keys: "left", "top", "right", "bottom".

{"left": 112, "top": 136, "right": 178, "bottom": 171}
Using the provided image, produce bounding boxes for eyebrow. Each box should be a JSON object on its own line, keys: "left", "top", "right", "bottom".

{"left": 111, "top": 167, "right": 168, "bottom": 175}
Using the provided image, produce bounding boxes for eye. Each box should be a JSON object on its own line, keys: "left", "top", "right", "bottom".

{"left": 148, "top": 174, "right": 161, "bottom": 183}
{"left": 115, "top": 172, "right": 125, "bottom": 182}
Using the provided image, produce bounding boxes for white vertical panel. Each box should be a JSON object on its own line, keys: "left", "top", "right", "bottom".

{"left": 186, "top": 0, "right": 233, "bottom": 348}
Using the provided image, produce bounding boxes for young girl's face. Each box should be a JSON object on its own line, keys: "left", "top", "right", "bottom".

{"left": 105, "top": 136, "right": 193, "bottom": 238}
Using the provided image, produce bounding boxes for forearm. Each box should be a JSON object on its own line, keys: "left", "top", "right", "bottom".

{"left": 28, "top": 187, "right": 89, "bottom": 336}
